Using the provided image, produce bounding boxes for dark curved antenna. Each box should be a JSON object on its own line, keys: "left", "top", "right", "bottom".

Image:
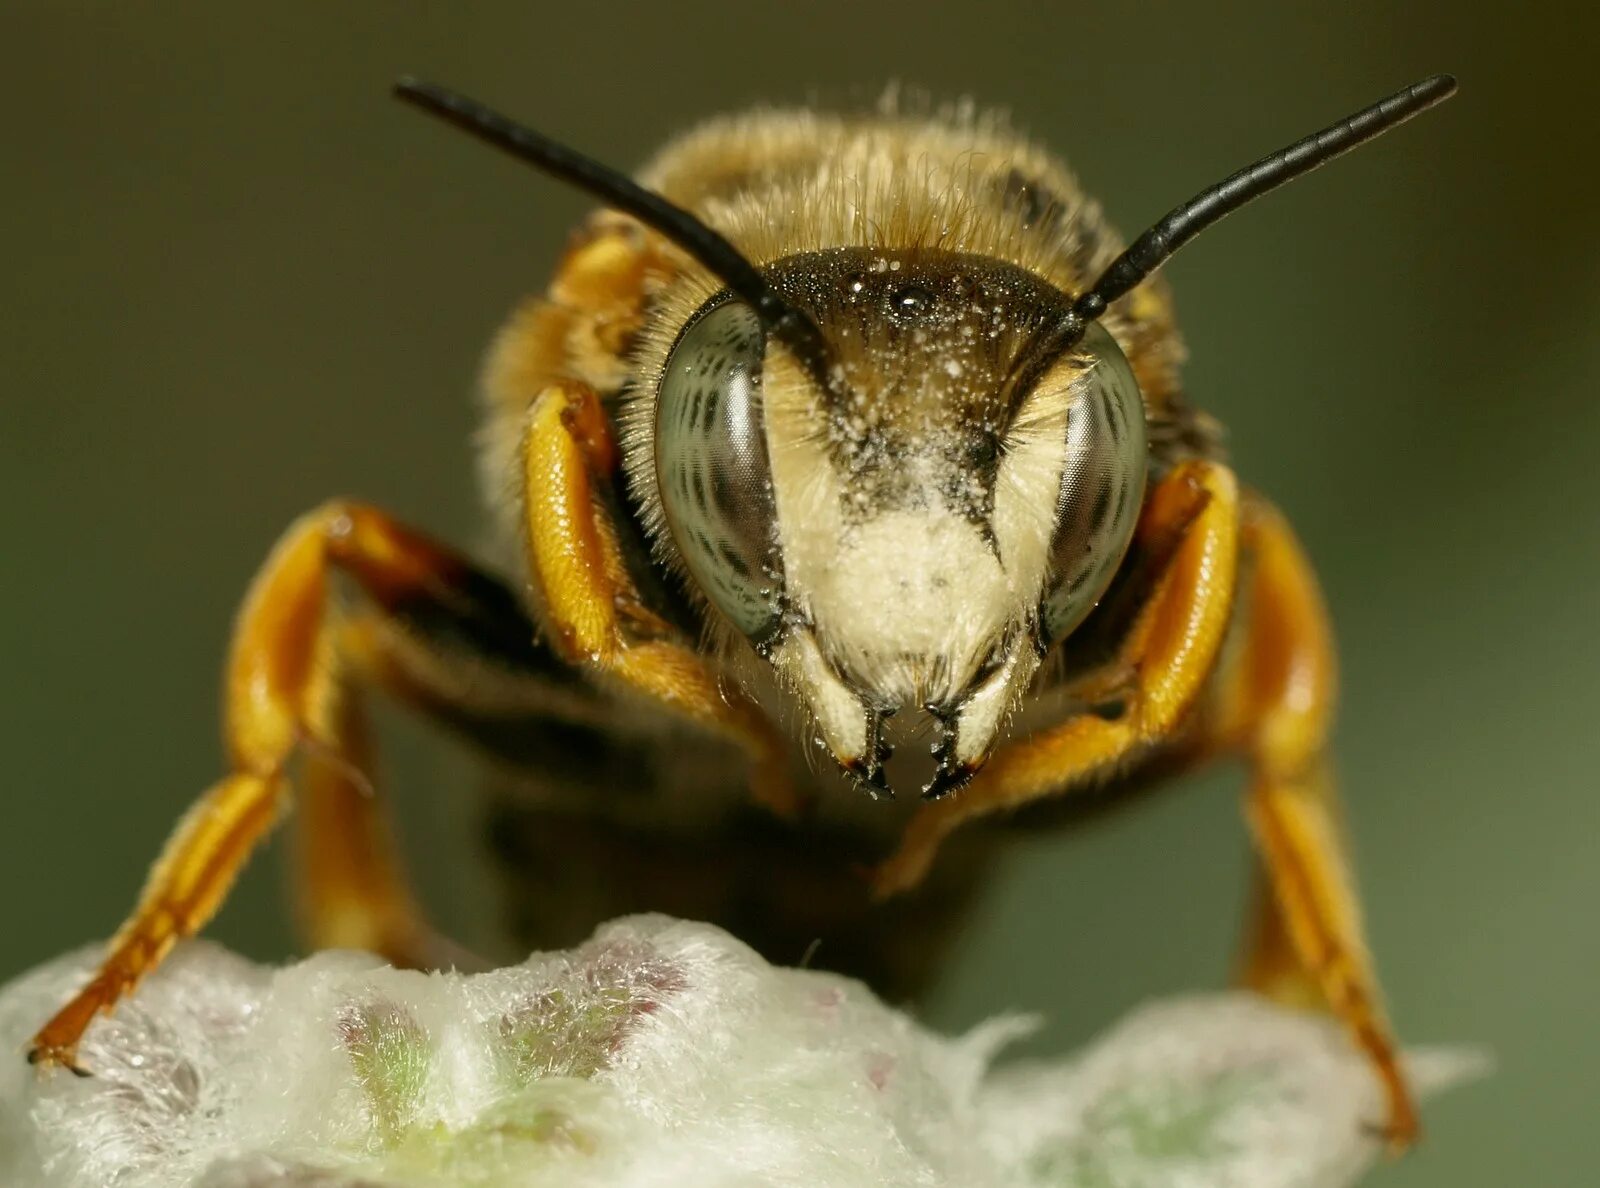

{"left": 1047, "top": 74, "right": 1457, "bottom": 356}
{"left": 392, "top": 78, "right": 834, "bottom": 380}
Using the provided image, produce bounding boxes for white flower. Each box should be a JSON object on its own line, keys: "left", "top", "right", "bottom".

{"left": 0, "top": 916, "right": 1481, "bottom": 1188}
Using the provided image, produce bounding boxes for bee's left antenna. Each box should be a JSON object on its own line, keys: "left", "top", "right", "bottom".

{"left": 393, "top": 78, "right": 834, "bottom": 381}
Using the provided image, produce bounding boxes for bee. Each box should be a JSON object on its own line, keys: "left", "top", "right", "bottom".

{"left": 30, "top": 73, "right": 1456, "bottom": 1148}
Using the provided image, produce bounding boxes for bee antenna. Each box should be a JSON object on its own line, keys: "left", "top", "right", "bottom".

{"left": 392, "top": 78, "right": 835, "bottom": 382}
{"left": 1051, "top": 74, "right": 1458, "bottom": 353}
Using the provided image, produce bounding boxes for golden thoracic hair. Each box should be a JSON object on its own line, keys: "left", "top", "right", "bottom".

{"left": 626, "top": 97, "right": 1188, "bottom": 410}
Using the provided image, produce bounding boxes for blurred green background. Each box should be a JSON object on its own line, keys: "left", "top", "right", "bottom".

{"left": 3, "top": 4, "right": 1595, "bottom": 1183}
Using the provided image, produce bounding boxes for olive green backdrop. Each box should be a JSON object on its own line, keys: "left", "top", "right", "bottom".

{"left": 3, "top": 4, "right": 1595, "bottom": 1184}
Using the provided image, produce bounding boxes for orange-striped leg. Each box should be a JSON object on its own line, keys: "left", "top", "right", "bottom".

{"left": 520, "top": 381, "right": 800, "bottom": 817}
{"left": 1212, "top": 496, "right": 1416, "bottom": 1149}
{"left": 27, "top": 503, "right": 578, "bottom": 1070}
{"left": 873, "top": 459, "right": 1238, "bottom": 896}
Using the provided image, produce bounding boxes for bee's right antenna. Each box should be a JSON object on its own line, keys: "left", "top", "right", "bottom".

{"left": 1047, "top": 74, "right": 1457, "bottom": 356}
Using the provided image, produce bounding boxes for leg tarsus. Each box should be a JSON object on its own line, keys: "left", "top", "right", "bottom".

{"left": 1246, "top": 763, "right": 1419, "bottom": 1151}
{"left": 30, "top": 769, "right": 285, "bottom": 1069}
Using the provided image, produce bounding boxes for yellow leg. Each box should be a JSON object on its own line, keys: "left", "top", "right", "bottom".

{"left": 29, "top": 771, "right": 285, "bottom": 1074}
{"left": 1217, "top": 497, "right": 1417, "bottom": 1149}
{"left": 290, "top": 653, "right": 422, "bottom": 957}
{"left": 521, "top": 381, "right": 800, "bottom": 817}
{"left": 28, "top": 503, "right": 534, "bottom": 1069}
{"left": 1236, "top": 861, "right": 1328, "bottom": 1012}
{"left": 874, "top": 459, "right": 1237, "bottom": 895}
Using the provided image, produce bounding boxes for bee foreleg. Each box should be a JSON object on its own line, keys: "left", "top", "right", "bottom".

{"left": 872, "top": 459, "right": 1238, "bottom": 893}
{"left": 1210, "top": 496, "right": 1417, "bottom": 1150}
{"left": 520, "top": 380, "right": 801, "bottom": 817}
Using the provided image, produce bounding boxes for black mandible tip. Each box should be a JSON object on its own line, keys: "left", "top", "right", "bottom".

{"left": 392, "top": 78, "right": 833, "bottom": 376}
{"left": 1075, "top": 74, "right": 1458, "bottom": 323}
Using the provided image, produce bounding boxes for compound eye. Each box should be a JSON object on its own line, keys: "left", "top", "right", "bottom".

{"left": 1041, "top": 322, "right": 1148, "bottom": 642}
{"left": 655, "top": 299, "right": 784, "bottom": 643}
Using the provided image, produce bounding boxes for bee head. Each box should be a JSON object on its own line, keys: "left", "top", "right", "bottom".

{"left": 650, "top": 250, "right": 1146, "bottom": 796}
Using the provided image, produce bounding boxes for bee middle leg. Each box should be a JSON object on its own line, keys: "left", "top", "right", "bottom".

{"left": 27, "top": 502, "right": 597, "bottom": 1069}
{"left": 1207, "top": 496, "right": 1416, "bottom": 1148}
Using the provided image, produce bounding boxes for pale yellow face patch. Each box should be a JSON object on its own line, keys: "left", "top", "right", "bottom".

{"left": 763, "top": 339, "right": 1077, "bottom": 766}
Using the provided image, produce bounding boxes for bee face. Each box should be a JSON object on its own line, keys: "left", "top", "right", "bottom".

{"left": 650, "top": 247, "right": 1148, "bottom": 791}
